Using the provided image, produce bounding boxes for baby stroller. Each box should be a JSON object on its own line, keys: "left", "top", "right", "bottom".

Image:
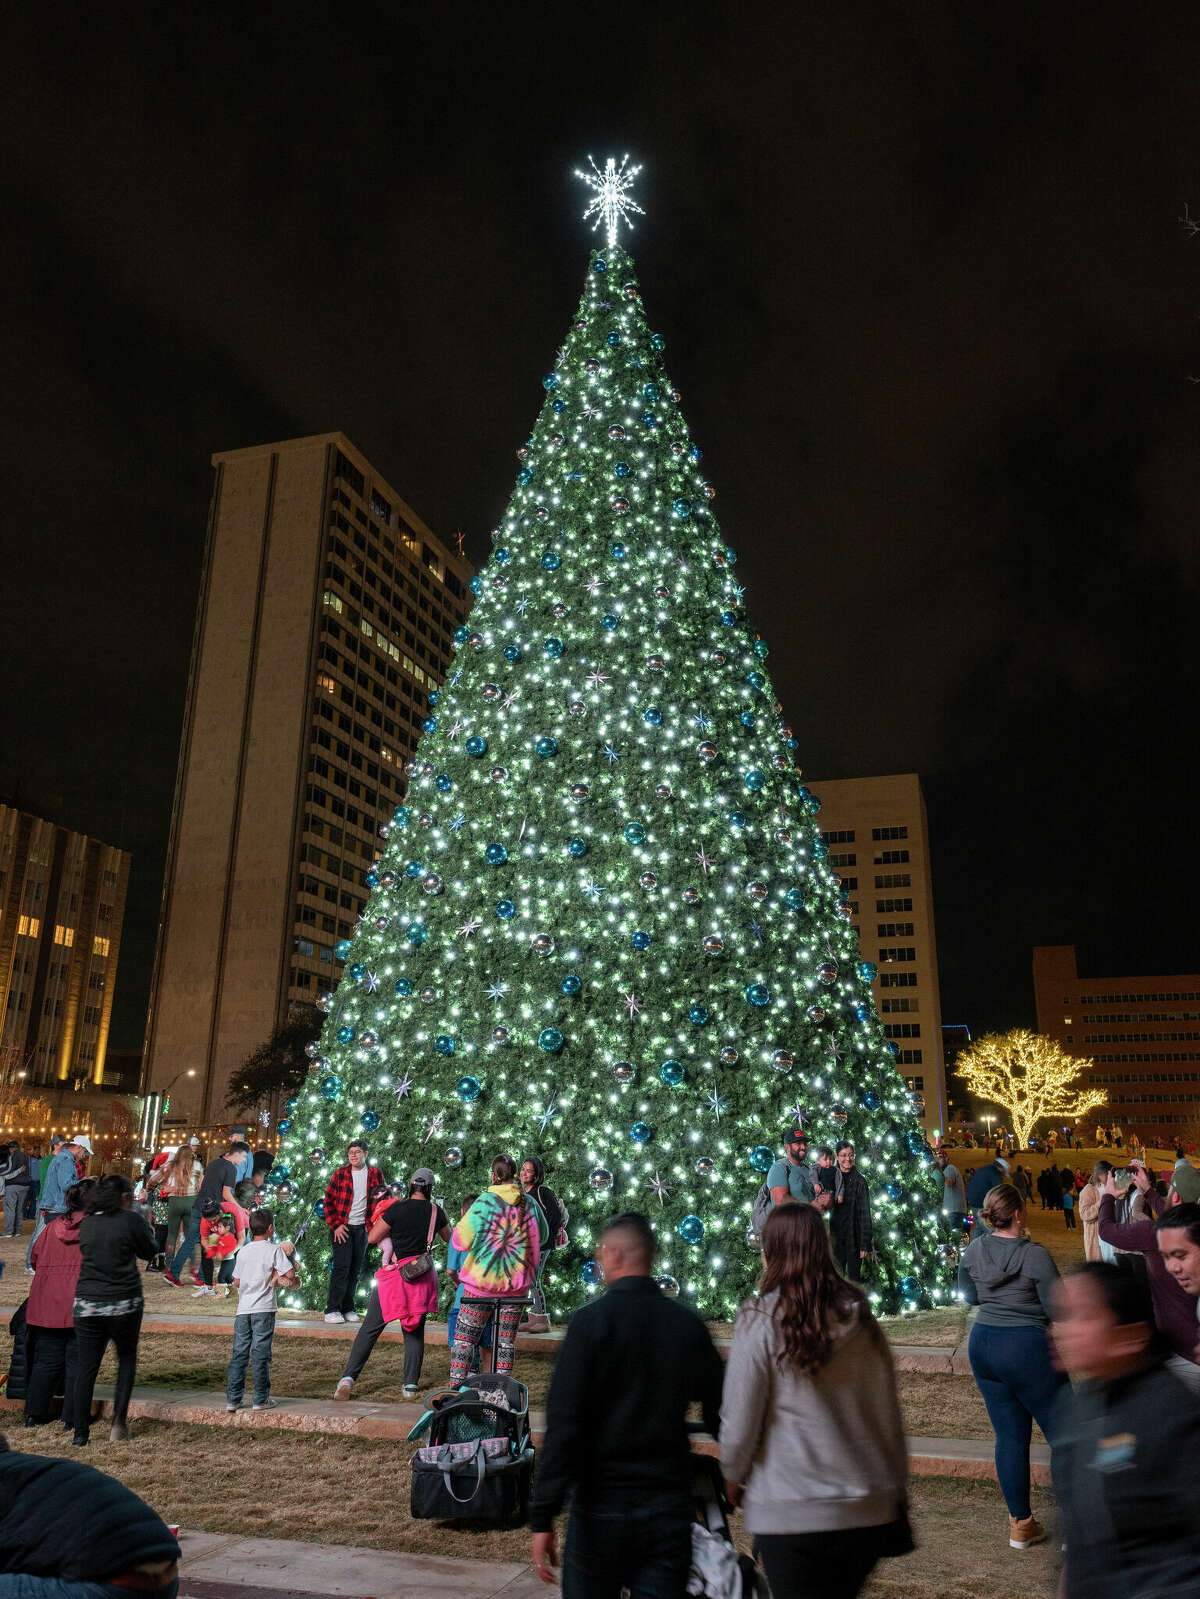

{"left": 407, "top": 1373, "right": 534, "bottom": 1522}
{"left": 688, "top": 1437, "right": 768, "bottom": 1598}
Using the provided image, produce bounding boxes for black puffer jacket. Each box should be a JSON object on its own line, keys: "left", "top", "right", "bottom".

{"left": 0, "top": 1442, "right": 180, "bottom": 1577}
{"left": 5, "top": 1302, "right": 29, "bottom": 1400}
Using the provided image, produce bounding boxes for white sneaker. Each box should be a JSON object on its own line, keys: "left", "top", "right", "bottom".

{"left": 344, "top": 1311, "right": 360, "bottom": 1323}
{"left": 226, "top": 1400, "right": 243, "bottom": 1412}
{"left": 402, "top": 1384, "right": 418, "bottom": 1399}
{"left": 191, "top": 1286, "right": 215, "bottom": 1298}
{"left": 333, "top": 1378, "right": 354, "bottom": 1400}
{"left": 324, "top": 1311, "right": 345, "bottom": 1324}
{"left": 252, "top": 1397, "right": 279, "bottom": 1411}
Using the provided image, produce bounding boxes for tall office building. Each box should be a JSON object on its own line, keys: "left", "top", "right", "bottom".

{"left": 809, "top": 773, "right": 947, "bottom": 1133}
{"left": 0, "top": 803, "right": 131, "bottom": 1087}
{"left": 143, "top": 433, "right": 474, "bottom": 1124}
{"left": 1033, "top": 945, "right": 1200, "bottom": 1143}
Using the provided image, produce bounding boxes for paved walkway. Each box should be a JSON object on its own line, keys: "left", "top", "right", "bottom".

{"left": 177, "top": 1530, "right": 546, "bottom": 1599}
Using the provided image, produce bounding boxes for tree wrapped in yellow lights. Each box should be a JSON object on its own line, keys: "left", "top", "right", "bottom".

{"left": 956, "top": 1028, "right": 1107, "bottom": 1149}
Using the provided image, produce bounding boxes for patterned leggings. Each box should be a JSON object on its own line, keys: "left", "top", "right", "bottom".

{"left": 450, "top": 1301, "right": 523, "bottom": 1382}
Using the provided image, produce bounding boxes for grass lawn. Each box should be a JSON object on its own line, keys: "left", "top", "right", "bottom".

{"left": 3, "top": 1420, "right": 1056, "bottom": 1594}
{"left": 88, "top": 1331, "right": 1004, "bottom": 1438}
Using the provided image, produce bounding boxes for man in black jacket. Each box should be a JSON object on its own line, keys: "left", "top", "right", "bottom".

{"left": 529, "top": 1211, "right": 724, "bottom": 1596}
{"left": 828, "top": 1140, "right": 873, "bottom": 1281}
{"left": 0, "top": 1433, "right": 180, "bottom": 1594}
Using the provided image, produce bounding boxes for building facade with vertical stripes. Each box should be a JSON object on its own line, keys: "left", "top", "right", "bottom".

{"left": 142, "top": 433, "right": 473, "bottom": 1125}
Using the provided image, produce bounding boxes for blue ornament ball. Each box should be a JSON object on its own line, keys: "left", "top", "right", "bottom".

{"left": 364, "top": 869, "right": 379, "bottom": 888}
{"left": 552, "top": 398, "right": 565, "bottom": 413}
{"left": 567, "top": 836, "right": 588, "bottom": 857}
{"left": 465, "top": 735, "right": 488, "bottom": 757}
{"left": 538, "top": 1027, "right": 565, "bottom": 1054}
{"left": 405, "top": 861, "right": 423, "bottom": 878}
{"left": 643, "top": 381, "right": 660, "bottom": 400}
{"left": 543, "top": 637, "right": 564, "bottom": 658}
{"left": 901, "top": 1276, "right": 921, "bottom": 1301}
{"left": 754, "top": 639, "right": 769, "bottom": 659}
{"left": 536, "top": 736, "right": 559, "bottom": 758}
{"left": 862, "top": 1088, "right": 881, "bottom": 1110}
{"left": 434, "top": 1035, "right": 456, "bottom": 1056}
{"left": 606, "top": 330, "right": 622, "bottom": 346}
{"left": 314, "top": 1200, "right": 325, "bottom": 1218}
{"left": 542, "top": 371, "right": 560, "bottom": 389}
{"left": 613, "top": 461, "right": 630, "bottom": 478}
{"left": 602, "top": 613, "right": 619, "bottom": 631}
{"left": 395, "top": 977, "right": 413, "bottom": 997}
{"left": 641, "top": 411, "right": 657, "bottom": 428}
{"left": 593, "top": 256, "right": 607, "bottom": 273}
{"left": 561, "top": 974, "right": 583, "bottom": 996}
{"left": 541, "top": 550, "right": 561, "bottom": 570}
{"left": 644, "top": 706, "right": 663, "bottom": 725}
{"left": 688, "top": 1004, "right": 710, "bottom": 1025}
{"left": 406, "top": 923, "right": 428, "bottom": 946}
{"left": 721, "top": 609, "right": 737, "bottom": 627}
{"left": 785, "top": 887, "right": 805, "bottom": 911}
{"left": 361, "top": 1110, "right": 380, "bottom": 1132}
{"left": 453, "top": 625, "right": 470, "bottom": 644}
{"left": 494, "top": 546, "right": 511, "bottom": 564}
{"left": 503, "top": 644, "right": 521, "bottom": 662}
{"left": 284, "top": 1095, "right": 298, "bottom": 1114}
{"left": 740, "top": 711, "right": 756, "bottom": 729}
{"left": 320, "top": 1075, "right": 342, "bottom": 1101}
{"left": 456, "top": 1075, "right": 482, "bottom": 1101}
{"left": 496, "top": 899, "right": 516, "bottom": 919}
{"left": 678, "top": 1214, "right": 705, "bottom": 1244}
{"left": 334, "top": 939, "right": 352, "bottom": 960}
{"left": 672, "top": 497, "right": 692, "bottom": 519}
{"left": 905, "top": 1130, "right": 927, "bottom": 1156}
{"left": 393, "top": 806, "right": 411, "bottom": 827}
{"left": 631, "top": 930, "right": 652, "bottom": 950}
{"left": 745, "top": 983, "right": 771, "bottom": 1007}
{"left": 349, "top": 961, "right": 366, "bottom": 980}
{"left": 857, "top": 960, "right": 878, "bottom": 982}
{"left": 744, "top": 769, "right": 765, "bottom": 791}
{"left": 436, "top": 773, "right": 452, "bottom": 792}
{"left": 611, "top": 542, "right": 627, "bottom": 559}
{"left": 747, "top": 670, "right": 766, "bottom": 691}
{"left": 659, "top": 1059, "right": 686, "bottom": 1086}
{"left": 630, "top": 1120, "right": 654, "bottom": 1144}
{"left": 728, "top": 810, "right": 747, "bottom": 829}
{"left": 886, "top": 1179, "right": 903, "bottom": 1200}
{"left": 276, "top": 1118, "right": 292, "bottom": 1135}
{"left": 750, "top": 1145, "right": 775, "bottom": 1172}
{"left": 623, "top": 822, "right": 646, "bottom": 844}
{"left": 650, "top": 332, "right": 666, "bottom": 351}
{"left": 853, "top": 1003, "right": 870, "bottom": 1023}
{"left": 517, "top": 467, "right": 533, "bottom": 486}
{"left": 336, "top": 1025, "right": 355, "bottom": 1044}
{"left": 581, "top": 1259, "right": 602, "bottom": 1285}
{"left": 486, "top": 842, "right": 508, "bottom": 865}
{"left": 270, "top": 1164, "right": 291, "bottom": 1184}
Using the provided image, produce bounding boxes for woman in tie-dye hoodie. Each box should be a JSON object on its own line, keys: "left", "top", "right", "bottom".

{"left": 449, "top": 1154, "right": 543, "bottom": 1380}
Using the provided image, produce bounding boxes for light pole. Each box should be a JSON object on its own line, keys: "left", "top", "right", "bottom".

{"left": 983, "top": 1113, "right": 995, "bottom": 1148}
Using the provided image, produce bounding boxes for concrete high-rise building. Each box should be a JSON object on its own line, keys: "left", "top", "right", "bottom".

{"left": 0, "top": 803, "right": 131, "bottom": 1088}
{"left": 143, "top": 433, "right": 474, "bottom": 1124}
{"left": 810, "top": 773, "right": 947, "bottom": 1133}
{"left": 1033, "top": 945, "right": 1200, "bottom": 1143}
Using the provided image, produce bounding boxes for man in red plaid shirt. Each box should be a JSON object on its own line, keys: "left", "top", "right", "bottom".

{"left": 323, "top": 1140, "right": 389, "bottom": 1323}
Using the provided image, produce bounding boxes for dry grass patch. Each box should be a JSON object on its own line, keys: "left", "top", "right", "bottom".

{"left": 879, "top": 1305, "right": 967, "bottom": 1347}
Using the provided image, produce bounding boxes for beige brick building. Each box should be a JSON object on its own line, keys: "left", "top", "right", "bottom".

{"left": 142, "top": 433, "right": 473, "bottom": 1125}
{"left": 809, "top": 773, "right": 947, "bottom": 1133}
{"left": 0, "top": 804, "right": 130, "bottom": 1088}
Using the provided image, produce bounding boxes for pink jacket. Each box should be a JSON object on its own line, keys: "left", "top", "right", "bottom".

{"left": 28, "top": 1211, "right": 85, "bottom": 1328}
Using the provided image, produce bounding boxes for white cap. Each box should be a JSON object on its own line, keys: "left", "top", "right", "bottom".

{"left": 71, "top": 1135, "right": 94, "bottom": 1154}
{"left": 188, "top": 1136, "right": 200, "bottom": 1146}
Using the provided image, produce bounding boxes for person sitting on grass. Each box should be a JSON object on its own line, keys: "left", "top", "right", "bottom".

{"left": 225, "top": 1207, "right": 297, "bottom": 1414}
{"left": 1051, "top": 1263, "right": 1200, "bottom": 1597}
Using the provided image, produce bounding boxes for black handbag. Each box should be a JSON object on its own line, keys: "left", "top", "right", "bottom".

{"left": 400, "top": 1201, "right": 438, "bottom": 1282}
{"left": 410, "top": 1437, "right": 534, "bottom": 1521}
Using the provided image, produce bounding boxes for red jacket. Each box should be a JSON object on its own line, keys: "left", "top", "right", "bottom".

{"left": 323, "top": 1163, "right": 388, "bottom": 1231}
{"left": 28, "top": 1212, "right": 84, "bottom": 1328}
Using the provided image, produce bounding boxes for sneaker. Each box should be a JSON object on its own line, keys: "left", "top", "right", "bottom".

{"left": 191, "top": 1286, "right": 215, "bottom": 1298}
{"left": 324, "top": 1311, "right": 346, "bottom": 1324}
{"left": 252, "top": 1398, "right": 278, "bottom": 1411}
{"left": 344, "top": 1311, "right": 360, "bottom": 1323}
{"left": 226, "top": 1400, "right": 244, "bottom": 1412}
{"left": 1009, "top": 1515, "right": 1046, "bottom": 1550}
{"left": 162, "top": 1272, "right": 183, "bottom": 1288}
{"left": 333, "top": 1378, "right": 354, "bottom": 1401}
{"left": 523, "top": 1314, "right": 551, "bottom": 1333}
{"left": 402, "top": 1384, "right": 418, "bottom": 1399}
{"left": 109, "top": 1421, "right": 130, "bottom": 1443}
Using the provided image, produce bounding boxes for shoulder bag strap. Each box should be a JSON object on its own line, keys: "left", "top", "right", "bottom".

{"left": 426, "top": 1201, "right": 439, "bottom": 1249}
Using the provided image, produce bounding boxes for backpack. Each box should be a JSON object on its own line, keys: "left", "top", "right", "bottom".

{"left": 750, "top": 1180, "right": 773, "bottom": 1240}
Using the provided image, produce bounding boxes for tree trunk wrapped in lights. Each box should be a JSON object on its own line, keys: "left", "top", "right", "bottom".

{"left": 956, "top": 1028, "right": 1107, "bottom": 1150}
{"left": 269, "top": 174, "right": 953, "bottom": 1319}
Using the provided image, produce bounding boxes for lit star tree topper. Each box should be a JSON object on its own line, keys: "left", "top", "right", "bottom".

{"left": 576, "top": 154, "right": 645, "bottom": 249}
{"left": 268, "top": 172, "right": 951, "bottom": 1321}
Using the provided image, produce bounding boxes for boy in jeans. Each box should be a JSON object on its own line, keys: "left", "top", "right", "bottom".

{"left": 226, "top": 1207, "right": 297, "bottom": 1412}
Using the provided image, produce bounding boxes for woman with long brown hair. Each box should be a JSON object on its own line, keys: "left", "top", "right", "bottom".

{"left": 720, "top": 1202, "right": 910, "bottom": 1599}
{"left": 153, "top": 1143, "right": 203, "bottom": 1268}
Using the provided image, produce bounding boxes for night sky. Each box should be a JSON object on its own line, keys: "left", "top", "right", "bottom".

{"left": 3, "top": 7, "right": 1197, "bottom": 1056}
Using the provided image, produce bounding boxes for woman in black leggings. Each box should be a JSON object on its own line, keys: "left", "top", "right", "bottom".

{"left": 73, "top": 1173, "right": 155, "bottom": 1446}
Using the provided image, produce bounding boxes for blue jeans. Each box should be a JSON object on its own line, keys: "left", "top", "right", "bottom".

{"left": 227, "top": 1312, "right": 276, "bottom": 1405}
{"left": 968, "top": 1321, "right": 1065, "bottom": 1519}
{"left": 0, "top": 1580, "right": 177, "bottom": 1599}
{"left": 563, "top": 1495, "right": 691, "bottom": 1599}
{"left": 169, "top": 1208, "right": 202, "bottom": 1278}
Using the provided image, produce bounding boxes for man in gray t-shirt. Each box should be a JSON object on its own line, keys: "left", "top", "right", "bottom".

{"left": 768, "top": 1128, "right": 820, "bottom": 1209}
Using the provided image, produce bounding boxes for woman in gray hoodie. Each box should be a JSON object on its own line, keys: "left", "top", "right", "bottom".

{"left": 720, "top": 1201, "right": 910, "bottom": 1598}
{"left": 958, "top": 1180, "right": 1064, "bottom": 1554}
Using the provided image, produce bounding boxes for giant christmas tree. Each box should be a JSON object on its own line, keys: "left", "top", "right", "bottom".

{"left": 271, "top": 161, "right": 953, "bottom": 1319}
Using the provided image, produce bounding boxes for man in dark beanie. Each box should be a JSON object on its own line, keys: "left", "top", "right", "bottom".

{"left": 0, "top": 1433, "right": 180, "bottom": 1595}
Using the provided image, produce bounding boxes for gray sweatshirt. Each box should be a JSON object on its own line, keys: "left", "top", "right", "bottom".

{"left": 958, "top": 1233, "right": 1059, "bottom": 1327}
{"left": 719, "top": 1291, "right": 908, "bottom": 1535}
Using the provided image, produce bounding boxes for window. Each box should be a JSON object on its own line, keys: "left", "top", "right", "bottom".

{"left": 838, "top": 876, "right": 858, "bottom": 890}
{"left": 904, "top": 1075, "right": 925, "bottom": 1092}
{"left": 874, "top": 873, "right": 912, "bottom": 889}
{"left": 827, "top": 853, "right": 856, "bottom": 868}
{"left": 881, "top": 997, "right": 919, "bottom": 1013}
{"left": 53, "top": 924, "right": 75, "bottom": 946}
{"left": 317, "top": 672, "right": 336, "bottom": 696}
{"left": 88, "top": 971, "right": 106, "bottom": 990}
{"left": 895, "top": 1048, "right": 923, "bottom": 1065}
{"left": 884, "top": 1022, "right": 921, "bottom": 1038}
{"left": 335, "top": 449, "right": 365, "bottom": 496}
{"left": 878, "top": 946, "right": 917, "bottom": 963}
{"left": 877, "top": 922, "right": 915, "bottom": 938}
{"left": 876, "top": 898, "right": 913, "bottom": 914}
{"left": 822, "top": 829, "right": 856, "bottom": 845}
{"left": 92, "top": 936, "right": 110, "bottom": 957}
{"left": 17, "top": 915, "right": 41, "bottom": 938}
{"left": 871, "top": 825, "right": 908, "bottom": 841}
{"left": 874, "top": 849, "right": 910, "bottom": 864}
{"left": 879, "top": 971, "right": 918, "bottom": 988}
